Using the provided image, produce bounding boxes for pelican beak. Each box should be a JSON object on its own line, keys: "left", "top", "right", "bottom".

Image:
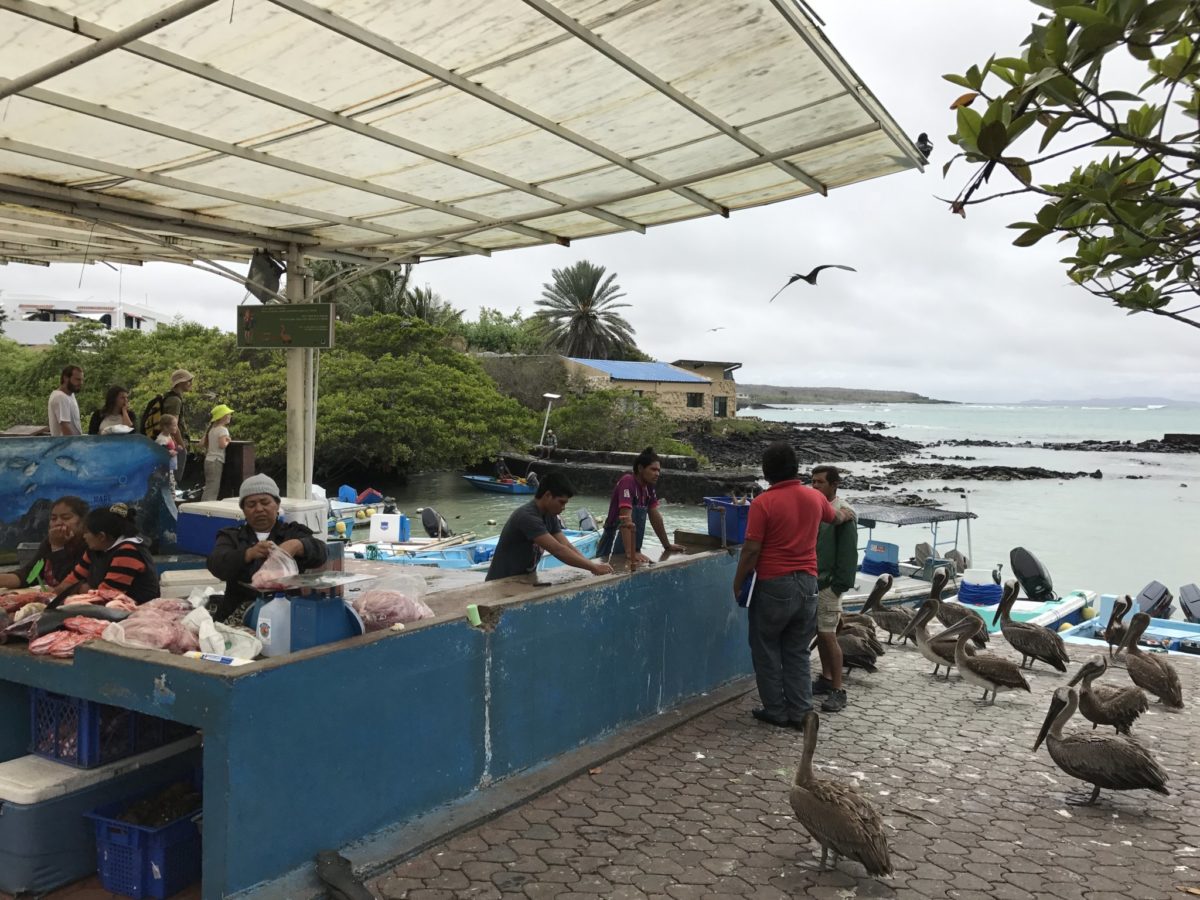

{"left": 1066, "top": 667, "right": 1085, "bottom": 688}
{"left": 1032, "top": 694, "right": 1064, "bottom": 752}
{"left": 991, "top": 608, "right": 1001, "bottom": 626}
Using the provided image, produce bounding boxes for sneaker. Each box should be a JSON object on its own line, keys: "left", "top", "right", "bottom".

{"left": 811, "top": 675, "right": 834, "bottom": 696}
{"left": 821, "top": 689, "right": 847, "bottom": 713}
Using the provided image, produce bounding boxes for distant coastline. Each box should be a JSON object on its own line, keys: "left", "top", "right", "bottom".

{"left": 739, "top": 384, "right": 951, "bottom": 406}
{"left": 1010, "top": 396, "right": 1200, "bottom": 408}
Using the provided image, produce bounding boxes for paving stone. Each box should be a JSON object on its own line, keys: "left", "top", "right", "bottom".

{"left": 366, "top": 639, "right": 1200, "bottom": 900}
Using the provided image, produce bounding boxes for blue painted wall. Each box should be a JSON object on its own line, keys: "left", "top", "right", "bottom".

{"left": 0, "top": 551, "right": 750, "bottom": 898}
{"left": 0, "top": 435, "right": 175, "bottom": 553}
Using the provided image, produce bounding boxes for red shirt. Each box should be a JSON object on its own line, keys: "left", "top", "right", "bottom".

{"left": 745, "top": 480, "right": 836, "bottom": 579}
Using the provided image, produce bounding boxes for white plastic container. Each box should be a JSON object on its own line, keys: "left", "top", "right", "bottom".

{"left": 280, "top": 497, "right": 329, "bottom": 540}
{"left": 368, "top": 513, "right": 409, "bottom": 544}
{"left": 962, "top": 568, "right": 995, "bottom": 586}
{"left": 256, "top": 594, "right": 292, "bottom": 657}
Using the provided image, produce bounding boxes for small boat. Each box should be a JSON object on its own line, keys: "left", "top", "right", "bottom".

{"left": 1061, "top": 594, "right": 1200, "bottom": 657}
{"left": 351, "top": 529, "right": 602, "bottom": 571}
{"left": 462, "top": 475, "right": 536, "bottom": 494}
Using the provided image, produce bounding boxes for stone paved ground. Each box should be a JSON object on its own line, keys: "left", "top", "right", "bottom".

{"left": 372, "top": 637, "right": 1200, "bottom": 900}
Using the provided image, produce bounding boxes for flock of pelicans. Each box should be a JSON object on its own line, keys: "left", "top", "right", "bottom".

{"left": 788, "top": 571, "right": 1186, "bottom": 877}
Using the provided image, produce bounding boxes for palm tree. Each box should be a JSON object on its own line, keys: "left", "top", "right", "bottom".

{"left": 534, "top": 261, "right": 636, "bottom": 359}
{"left": 401, "top": 284, "right": 463, "bottom": 328}
{"left": 308, "top": 261, "right": 412, "bottom": 321}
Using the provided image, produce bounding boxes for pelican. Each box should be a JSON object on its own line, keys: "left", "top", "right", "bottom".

{"left": 842, "top": 575, "right": 892, "bottom": 631}
{"left": 993, "top": 579, "right": 1069, "bottom": 671}
{"left": 789, "top": 711, "right": 892, "bottom": 875}
{"left": 860, "top": 576, "right": 913, "bottom": 644}
{"left": 1067, "top": 655, "right": 1148, "bottom": 735}
{"left": 930, "top": 569, "right": 989, "bottom": 648}
{"left": 1033, "top": 685, "right": 1169, "bottom": 805}
{"left": 1103, "top": 595, "right": 1133, "bottom": 657}
{"left": 1119, "top": 612, "right": 1184, "bottom": 709}
{"left": 899, "top": 598, "right": 966, "bottom": 678}
{"left": 838, "top": 617, "right": 885, "bottom": 656}
{"left": 944, "top": 617, "right": 1030, "bottom": 704}
{"left": 808, "top": 624, "right": 880, "bottom": 676}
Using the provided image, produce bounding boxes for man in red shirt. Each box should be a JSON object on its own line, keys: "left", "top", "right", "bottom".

{"left": 732, "top": 442, "right": 853, "bottom": 728}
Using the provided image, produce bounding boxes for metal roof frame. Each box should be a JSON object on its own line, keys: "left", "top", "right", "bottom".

{"left": 0, "top": 0, "right": 924, "bottom": 270}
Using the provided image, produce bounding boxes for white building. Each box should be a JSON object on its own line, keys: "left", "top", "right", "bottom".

{"left": 0, "top": 291, "right": 160, "bottom": 345}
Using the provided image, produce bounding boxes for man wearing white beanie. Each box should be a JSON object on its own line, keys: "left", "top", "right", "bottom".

{"left": 205, "top": 474, "right": 328, "bottom": 623}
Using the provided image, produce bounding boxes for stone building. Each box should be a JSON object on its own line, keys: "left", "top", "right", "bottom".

{"left": 564, "top": 358, "right": 740, "bottom": 420}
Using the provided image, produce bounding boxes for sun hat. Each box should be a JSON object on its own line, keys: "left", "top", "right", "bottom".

{"left": 210, "top": 403, "right": 234, "bottom": 422}
{"left": 170, "top": 369, "right": 195, "bottom": 388}
{"left": 239, "top": 473, "right": 280, "bottom": 502}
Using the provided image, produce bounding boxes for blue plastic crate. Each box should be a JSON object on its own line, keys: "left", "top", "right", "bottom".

{"left": 87, "top": 772, "right": 202, "bottom": 900}
{"left": 31, "top": 690, "right": 136, "bottom": 769}
{"left": 703, "top": 497, "right": 750, "bottom": 544}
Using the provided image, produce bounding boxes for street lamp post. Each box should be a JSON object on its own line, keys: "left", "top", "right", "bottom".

{"left": 539, "top": 393, "right": 561, "bottom": 447}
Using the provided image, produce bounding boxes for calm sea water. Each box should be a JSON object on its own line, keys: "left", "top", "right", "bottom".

{"left": 375, "top": 403, "right": 1199, "bottom": 602}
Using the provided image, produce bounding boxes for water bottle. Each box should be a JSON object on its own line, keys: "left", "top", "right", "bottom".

{"left": 257, "top": 592, "right": 292, "bottom": 657}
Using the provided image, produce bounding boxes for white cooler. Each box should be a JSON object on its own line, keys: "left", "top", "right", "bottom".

{"left": 281, "top": 497, "right": 329, "bottom": 540}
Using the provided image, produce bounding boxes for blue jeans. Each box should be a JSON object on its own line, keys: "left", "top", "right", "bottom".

{"left": 748, "top": 571, "right": 819, "bottom": 721}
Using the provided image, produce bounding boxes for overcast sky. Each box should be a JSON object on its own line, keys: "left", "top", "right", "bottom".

{"left": 2, "top": 1, "right": 1196, "bottom": 404}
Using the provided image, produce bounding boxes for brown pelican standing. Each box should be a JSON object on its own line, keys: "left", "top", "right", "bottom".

{"left": 899, "top": 598, "right": 968, "bottom": 678}
{"left": 993, "top": 579, "right": 1069, "bottom": 671}
{"left": 1033, "top": 685, "right": 1169, "bottom": 805}
{"left": 837, "top": 617, "right": 885, "bottom": 656}
{"left": 808, "top": 623, "right": 880, "bottom": 677}
{"left": 930, "top": 569, "right": 989, "bottom": 648}
{"left": 1103, "top": 595, "right": 1133, "bottom": 658}
{"left": 860, "top": 577, "right": 914, "bottom": 645}
{"left": 842, "top": 575, "right": 892, "bottom": 631}
{"left": 1067, "top": 655, "right": 1149, "bottom": 735}
{"left": 1118, "top": 612, "right": 1184, "bottom": 709}
{"left": 789, "top": 711, "right": 892, "bottom": 875}
{"left": 944, "top": 617, "right": 1031, "bottom": 704}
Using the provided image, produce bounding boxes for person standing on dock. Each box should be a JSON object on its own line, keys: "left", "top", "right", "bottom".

{"left": 486, "top": 472, "right": 614, "bottom": 582}
{"left": 811, "top": 465, "right": 858, "bottom": 713}
{"left": 596, "top": 447, "right": 686, "bottom": 571}
{"left": 47, "top": 365, "right": 83, "bottom": 436}
{"left": 732, "top": 442, "right": 851, "bottom": 730}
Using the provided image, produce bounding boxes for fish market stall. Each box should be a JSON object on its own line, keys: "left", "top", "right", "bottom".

{"left": 0, "top": 547, "right": 750, "bottom": 897}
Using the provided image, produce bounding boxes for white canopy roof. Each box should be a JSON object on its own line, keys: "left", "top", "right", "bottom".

{"left": 0, "top": 0, "right": 923, "bottom": 270}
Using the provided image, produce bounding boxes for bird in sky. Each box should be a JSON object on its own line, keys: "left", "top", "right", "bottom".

{"left": 768, "top": 265, "right": 857, "bottom": 302}
{"left": 706, "top": 326, "right": 725, "bottom": 332}
{"left": 916, "top": 132, "right": 933, "bottom": 158}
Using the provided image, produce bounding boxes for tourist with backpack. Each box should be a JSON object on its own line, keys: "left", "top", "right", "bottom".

{"left": 142, "top": 369, "right": 194, "bottom": 482}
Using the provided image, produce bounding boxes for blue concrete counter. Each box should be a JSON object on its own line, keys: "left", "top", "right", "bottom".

{"left": 0, "top": 550, "right": 750, "bottom": 897}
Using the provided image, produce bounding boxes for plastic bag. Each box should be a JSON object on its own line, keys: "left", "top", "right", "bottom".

{"left": 251, "top": 545, "right": 299, "bottom": 591}
{"left": 352, "top": 580, "right": 434, "bottom": 633}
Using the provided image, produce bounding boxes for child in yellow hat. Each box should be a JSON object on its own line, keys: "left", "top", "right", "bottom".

{"left": 201, "top": 404, "right": 234, "bottom": 501}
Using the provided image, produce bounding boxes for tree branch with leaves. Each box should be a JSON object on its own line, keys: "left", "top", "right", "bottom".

{"left": 943, "top": 0, "right": 1200, "bottom": 330}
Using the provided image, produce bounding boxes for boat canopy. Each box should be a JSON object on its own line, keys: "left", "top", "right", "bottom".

{"left": 853, "top": 503, "right": 977, "bottom": 529}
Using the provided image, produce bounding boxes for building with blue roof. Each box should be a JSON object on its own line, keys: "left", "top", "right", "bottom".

{"left": 565, "top": 358, "right": 741, "bottom": 420}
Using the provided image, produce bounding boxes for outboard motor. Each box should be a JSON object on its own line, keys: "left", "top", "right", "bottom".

{"left": 1009, "top": 546, "right": 1057, "bottom": 604}
{"left": 420, "top": 507, "right": 453, "bottom": 538}
{"left": 577, "top": 507, "right": 598, "bottom": 532}
{"left": 1180, "top": 584, "right": 1200, "bottom": 624}
{"left": 1135, "top": 580, "right": 1174, "bottom": 619}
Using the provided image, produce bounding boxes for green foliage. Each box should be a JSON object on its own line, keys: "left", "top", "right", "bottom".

{"left": 943, "top": 1, "right": 1200, "bottom": 329}
{"left": 534, "top": 260, "right": 639, "bottom": 358}
{"left": 550, "top": 389, "right": 688, "bottom": 454}
{"left": 307, "top": 263, "right": 463, "bottom": 328}
{"left": 0, "top": 316, "right": 536, "bottom": 480}
{"left": 457, "top": 307, "right": 544, "bottom": 354}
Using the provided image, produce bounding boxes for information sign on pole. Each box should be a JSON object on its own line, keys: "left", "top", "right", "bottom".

{"left": 235, "top": 304, "right": 335, "bottom": 349}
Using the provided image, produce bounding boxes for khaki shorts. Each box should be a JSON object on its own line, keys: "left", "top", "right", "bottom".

{"left": 817, "top": 586, "right": 842, "bottom": 633}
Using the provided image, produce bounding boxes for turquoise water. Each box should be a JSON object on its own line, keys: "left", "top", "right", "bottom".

{"left": 373, "top": 403, "right": 1199, "bottom": 602}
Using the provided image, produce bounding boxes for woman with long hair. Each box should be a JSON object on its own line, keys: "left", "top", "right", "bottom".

{"left": 55, "top": 503, "right": 160, "bottom": 604}
{"left": 97, "top": 385, "right": 135, "bottom": 434}
{"left": 201, "top": 404, "right": 234, "bottom": 501}
{"left": 596, "top": 446, "right": 686, "bottom": 571}
{"left": 0, "top": 496, "right": 88, "bottom": 589}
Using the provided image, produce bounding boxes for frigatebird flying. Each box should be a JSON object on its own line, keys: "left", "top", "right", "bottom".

{"left": 768, "top": 265, "right": 857, "bottom": 302}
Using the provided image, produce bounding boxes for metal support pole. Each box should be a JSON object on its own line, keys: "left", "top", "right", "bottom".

{"left": 285, "top": 243, "right": 306, "bottom": 500}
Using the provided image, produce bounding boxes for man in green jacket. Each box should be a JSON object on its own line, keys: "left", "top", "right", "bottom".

{"left": 811, "top": 465, "right": 859, "bottom": 712}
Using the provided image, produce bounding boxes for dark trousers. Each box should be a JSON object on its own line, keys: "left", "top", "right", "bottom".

{"left": 748, "top": 571, "right": 818, "bottom": 721}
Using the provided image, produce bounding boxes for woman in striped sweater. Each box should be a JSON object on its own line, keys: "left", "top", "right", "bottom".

{"left": 57, "top": 504, "right": 160, "bottom": 604}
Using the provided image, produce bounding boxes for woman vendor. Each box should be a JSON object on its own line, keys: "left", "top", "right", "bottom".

{"left": 0, "top": 496, "right": 89, "bottom": 590}
{"left": 206, "top": 474, "right": 328, "bottom": 624}
{"left": 596, "top": 447, "right": 686, "bottom": 571}
{"left": 56, "top": 504, "right": 160, "bottom": 604}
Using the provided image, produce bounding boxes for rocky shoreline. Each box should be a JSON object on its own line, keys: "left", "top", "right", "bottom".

{"left": 931, "top": 437, "right": 1199, "bottom": 453}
